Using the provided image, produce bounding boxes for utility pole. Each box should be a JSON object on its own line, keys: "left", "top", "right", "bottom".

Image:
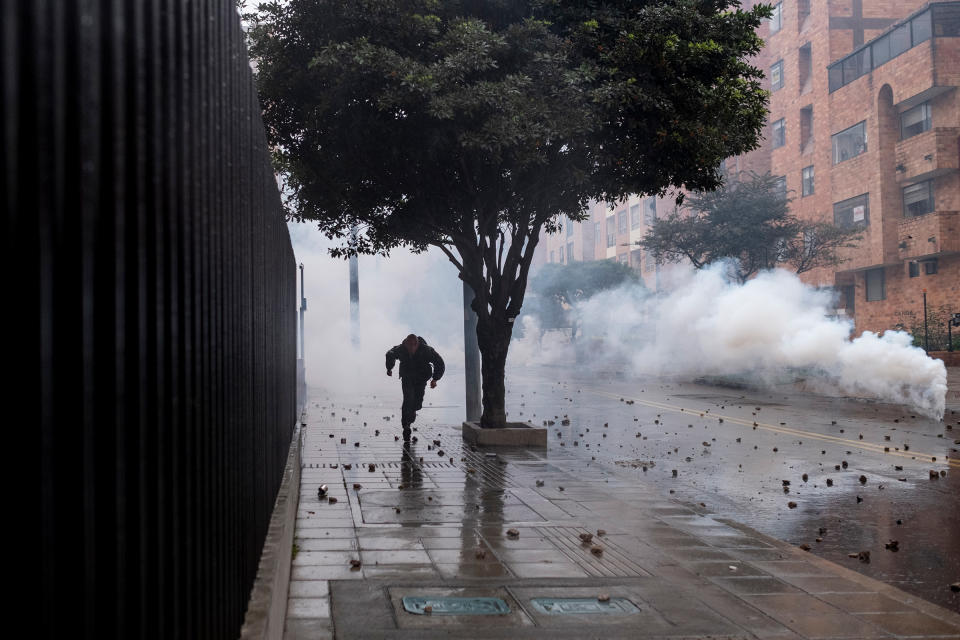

{"left": 298, "top": 263, "right": 307, "bottom": 412}
{"left": 349, "top": 226, "right": 360, "bottom": 348}
{"left": 463, "top": 281, "right": 482, "bottom": 423}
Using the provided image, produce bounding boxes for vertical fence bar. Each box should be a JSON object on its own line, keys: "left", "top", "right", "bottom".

{"left": 16, "top": 1, "right": 298, "bottom": 637}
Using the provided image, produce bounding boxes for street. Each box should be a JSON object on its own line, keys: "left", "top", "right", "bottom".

{"left": 496, "top": 365, "right": 960, "bottom": 611}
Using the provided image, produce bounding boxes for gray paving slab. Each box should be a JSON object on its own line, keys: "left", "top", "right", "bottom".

{"left": 285, "top": 390, "right": 960, "bottom": 639}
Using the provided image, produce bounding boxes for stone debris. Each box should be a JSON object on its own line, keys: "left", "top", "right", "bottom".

{"left": 590, "top": 545, "right": 604, "bottom": 556}
{"left": 535, "top": 480, "right": 544, "bottom": 487}
{"left": 799, "top": 544, "right": 811, "bottom": 551}
{"left": 476, "top": 549, "right": 487, "bottom": 559}
{"left": 859, "top": 475, "right": 867, "bottom": 484}
{"left": 328, "top": 497, "right": 338, "bottom": 504}
{"left": 579, "top": 532, "right": 594, "bottom": 544}
{"left": 353, "top": 483, "right": 362, "bottom": 490}
{"left": 928, "top": 469, "right": 939, "bottom": 479}
{"left": 802, "top": 473, "right": 808, "bottom": 482}
{"left": 368, "top": 463, "right": 376, "bottom": 472}
{"left": 857, "top": 550, "right": 870, "bottom": 563}
{"left": 340, "top": 438, "right": 347, "bottom": 444}
{"left": 343, "top": 464, "right": 352, "bottom": 470}
{"left": 885, "top": 540, "right": 899, "bottom": 552}
{"left": 350, "top": 558, "right": 361, "bottom": 569}
{"left": 597, "top": 593, "right": 610, "bottom": 602}
{"left": 423, "top": 605, "right": 433, "bottom": 614}
{"left": 506, "top": 528, "right": 520, "bottom": 538}
{"left": 597, "top": 529, "right": 606, "bottom": 537}
{"left": 787, "top": 501, "right": 797, "bottom": 509}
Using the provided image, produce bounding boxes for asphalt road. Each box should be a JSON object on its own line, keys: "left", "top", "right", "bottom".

{"left": 499, "top": 365, "right": 960, "bottom": 611}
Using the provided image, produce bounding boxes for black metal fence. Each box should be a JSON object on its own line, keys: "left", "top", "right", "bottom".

{"left": 4, "top": 1, "right": 297, "bottom": 638}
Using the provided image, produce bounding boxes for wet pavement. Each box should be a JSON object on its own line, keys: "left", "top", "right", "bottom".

{"left": 285, "top": 369, "right": 960, "bottom": 638}
{"left": 502, "top": 366, "right": 960, "bottom": 611}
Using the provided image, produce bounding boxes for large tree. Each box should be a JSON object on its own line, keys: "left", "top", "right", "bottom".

{"left": 245, "top": 0, "right": 770, "bottom": 427}
{"left": 640, "top": 172, "right": 862, "bottom": 283}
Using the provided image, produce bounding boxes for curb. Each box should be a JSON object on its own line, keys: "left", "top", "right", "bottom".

{"left": 240, "top": 423, "right": 303, "bottom": 640}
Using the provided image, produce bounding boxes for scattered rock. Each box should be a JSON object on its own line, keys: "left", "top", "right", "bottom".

{"left": 788, "top": 501, "right": 797, "bottom": 509}
{"left": 579, "top": 532, "right": 594, "bottom": 544}
{"left": 590, "top": 546, "right": 604, "bottom": 556}
{"left": 859, "top": 475, "right": 867, "bottom": 484}
{"left": 350, "top": 559, "right": 361, "bottom": 569}
{"left": 506, "top": 528, "right": 520, "bottom": 538}
{"left": 353, "top": 483, "right": 362, "bottom": 490}
{"left": 423, "top": 605, "right": 433, "bottom": 614}
{"left": 343, "top": 464, "right": 352, "bottom": 470}
{"left": 799, "top": 543, "right": 811, "bottom": 551}
{"left": 535, "top": 480, "right": 544, "bottom": 487}
{"left": 858, "top": 550, "right": 871, "bottom": 563}
{"left": 597, "top": 593, "right": 610, "bottom": 602}
{"left": 884, "top": 540, "right": 899, "bottom": 552}
{"left": 368, "top": 463, "right": 376, "bottom": 472}
{"left": 597, "top": 529, "right": 606, "bottom": 536}
{"left": 328, "top": 497, "right": 338, "bottom": 504}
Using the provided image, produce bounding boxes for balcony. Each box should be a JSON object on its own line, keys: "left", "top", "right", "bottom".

{"left": 897, "top": 211, "right": 960, "bottom": 260}
{"left": 895, "top": 127, "right": 959, "bottom": 183}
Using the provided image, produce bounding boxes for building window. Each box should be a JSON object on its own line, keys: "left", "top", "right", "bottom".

{"left": 771, "top": 60, "right": 784, "bottom": 91}
{"left": 834, "top": 193, "right": 869, "bottom": 229}
{"left": 900, "top": 102, "right": 931, "bottom": 139}
{"left": 618, "top": 210, "right": 627, "bottom": 234}
{"left": 925, "top": 258, "right": 938, "bottom": 274}
{"left": 643, "top": 198, "right": 657, "bottom": 226}
{"left": 772, "top": 118, "right": 786, "bottom": 149}
{"left": 630, "top": 204, "right": 641, "bottom": 230}
{"left": 802, "top": 166, "right": 815, "bottom": 196}
{"left": 769, "top": 2, "right": 782, "bottom": 34}
{"left": 832, "top": 121, "right": 866, "bottom": 164}
{"left": 800, "top": 105, "right": 813, "bottom": 152}
{"left": 798, "top": 43, "right": 812, "bottom": 94}
{"left": 798, "top": 0, "right": 811, "bottom": 26}
{"left": 566, "top": 241, "right": 574, "bottom": 262}
{"left": 903, "top": 180, "right": 934, "bottom": 217}
{"left": 865, "top": 268, "right": 885, "bottom": 302}
{"left": 558, "top": 245, "right": 564, "bottom": 263}
{"left": 566, "top": 221, "right": 574, "bottom": 238}
{"left": 606, "top": 217, "right": 616, "bottom": 248}
{"left": 909, "top": 261, "right": 920, "bottom": 277}
{"left": 841, "top": 284, "right": 855, "bottom": 314}
{"left": 773, "top": 176, "right": 787, "bottom": 201}
{"left": 549, "top": 250, "right": 555, "bottom": 263}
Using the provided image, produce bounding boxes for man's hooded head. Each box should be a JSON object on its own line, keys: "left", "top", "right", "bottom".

{"left": 403, "top": 334, "right": 419, "bottom": 355}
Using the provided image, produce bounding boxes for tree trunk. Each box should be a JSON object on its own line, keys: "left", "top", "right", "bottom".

{"left": 476, "top": 316, "right": 514, "bottom": 428}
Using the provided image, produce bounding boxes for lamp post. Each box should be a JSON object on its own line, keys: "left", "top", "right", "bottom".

{"left": 922, "top": 288, "right": 928, "bottom": 352}
{"left": 349, "top": 225, "right": 360, "bottom": 348}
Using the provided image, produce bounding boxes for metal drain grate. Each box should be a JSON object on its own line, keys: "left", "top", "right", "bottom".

{"left": 401, "top": 596, "right": 510, "bottom": 616}
{"left": 530, "top": 597, "right": 640, "bottom": 615}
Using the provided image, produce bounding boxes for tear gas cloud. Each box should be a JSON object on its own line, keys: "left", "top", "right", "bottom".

{"left": 289, "top": 223, "right": 463, "bottom": 404}
{"left": 512, "top": 264, "right": 947, "bottom": 420}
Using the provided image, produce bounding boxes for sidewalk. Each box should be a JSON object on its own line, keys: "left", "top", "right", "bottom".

{"left": 284, "top": 389, "right": 960, "bottom": 639}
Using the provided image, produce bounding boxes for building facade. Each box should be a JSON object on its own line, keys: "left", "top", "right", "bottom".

{"left": 536, "top": 1, "right": 959, "bottom": 341}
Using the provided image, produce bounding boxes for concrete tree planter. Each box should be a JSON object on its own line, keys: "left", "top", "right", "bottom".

{"left": 461, "top": 421, "right": 547, "bottom": 447}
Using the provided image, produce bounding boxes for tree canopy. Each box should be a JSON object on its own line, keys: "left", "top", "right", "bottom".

{"left": 640, "top": 172, "right": 862, "bottom": 283}
{"left": 245, "top": 0, "right": 772, "bottom": 426}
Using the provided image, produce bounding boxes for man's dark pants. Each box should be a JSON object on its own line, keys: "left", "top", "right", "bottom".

{"left": 401, "top": 376, "right": 427, "bottom": 437}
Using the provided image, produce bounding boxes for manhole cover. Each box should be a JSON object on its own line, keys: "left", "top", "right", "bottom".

{"left": 530, "top": 598, "right": 640, "bottom": 615}
{"left": 402, "top": 596, "right": 511, "bottom": 616}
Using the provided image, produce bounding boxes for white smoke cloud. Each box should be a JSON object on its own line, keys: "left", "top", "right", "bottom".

{"left": 289, "top": 223, "right": 464, "bottom": 404}
{"left": 512, "top": 263, "right": 947, "bottom": 419}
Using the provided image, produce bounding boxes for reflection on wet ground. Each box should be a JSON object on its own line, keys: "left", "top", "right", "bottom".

{"left": 502, "top": 367, "right": 960, "bottom": 610}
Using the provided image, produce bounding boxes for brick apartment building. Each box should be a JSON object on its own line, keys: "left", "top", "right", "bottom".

{"left": 537, "top": 1, "right": 959, "bottom": 341}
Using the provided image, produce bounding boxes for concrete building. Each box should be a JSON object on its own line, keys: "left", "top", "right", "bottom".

{"left": 537, "top": 1, "right": 959, "bottom": 342}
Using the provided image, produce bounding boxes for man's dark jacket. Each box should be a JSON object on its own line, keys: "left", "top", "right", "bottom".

{"left": 385, "top": 337, "right": 445, "bottom": 382}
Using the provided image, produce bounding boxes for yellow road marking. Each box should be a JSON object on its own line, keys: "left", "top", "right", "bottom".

{"left": 583, "top": 387, "right": 959, "bottom": 469}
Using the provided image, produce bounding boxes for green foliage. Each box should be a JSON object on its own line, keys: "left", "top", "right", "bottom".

{"left": 244, "top": 0, "right": 771, "bottom": 424}
{"left": 523, "top": 260, "right": 641, "bottom": 336}
{"left": 892, "top": 305, "right": 960, "bottom": 352}
{"left": 640, "top": 172, "right": 862, "bottom": 282}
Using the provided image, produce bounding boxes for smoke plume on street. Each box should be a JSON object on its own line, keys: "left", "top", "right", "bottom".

{"left": 512, "top": 264, "right": 947, "bottom": 419}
